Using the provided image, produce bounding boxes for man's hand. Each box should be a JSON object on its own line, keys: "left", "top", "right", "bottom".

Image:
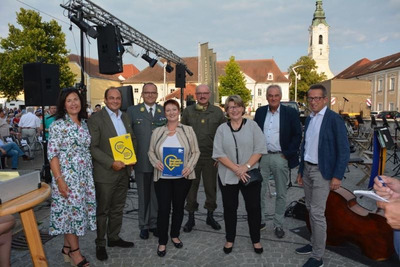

{"left": 330, "top": 177, "right": 341, "bottom": 191}
{"left": 296, "top": 174, "right": 303, "bottom": 186}
{"left": 374, "top": 176, "right": 400, "bottom": 200}
{"left": 112, "top": 161, "right": 126, "bottom": 171}
{"left": 377, "top": 199, "right": 400, "bottom": 229}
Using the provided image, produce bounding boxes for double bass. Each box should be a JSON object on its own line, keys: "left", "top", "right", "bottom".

{"left": 321, "top": 187, "right": 394, "bottom": 261}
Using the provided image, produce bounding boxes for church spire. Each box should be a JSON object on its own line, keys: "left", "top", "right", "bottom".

{"left": 312, "top": 0, "right": 328, "bottom": 26}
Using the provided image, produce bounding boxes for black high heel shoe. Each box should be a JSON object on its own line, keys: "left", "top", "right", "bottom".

{"left": 171, "top": 238, "right": 183, "bottom": 248}
{"left": 223, "top": 243, "right": 233, "bottom": 254}
{"left": 253, "top": 245, "right": 263, "bottom": 254}
{"left": 69, "top": 247, "right": 89, "bottom": 267}
{"left": 157, "top": 245, "right": 166, "bottom": 257}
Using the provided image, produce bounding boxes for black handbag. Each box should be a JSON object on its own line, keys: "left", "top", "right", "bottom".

{"left": 229, "top": 121, "right": 263, "bottom": 186}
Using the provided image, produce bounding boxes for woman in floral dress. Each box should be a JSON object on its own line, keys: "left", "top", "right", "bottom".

{"left": 48, "top": 88, "right": 96, "bottom": 267}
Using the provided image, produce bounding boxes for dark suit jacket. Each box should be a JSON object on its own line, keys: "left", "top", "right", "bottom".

{"left": 298, "top": 108, "right": 350, "bottom": 180}
{"left": 88, "top": 108, "right": 135, "bottom": 183}
{"left": 126, "top": 103, "right": 166, "bottom": 173}
{"left": 254, "top": 104, "right": 302, "bottom": 169}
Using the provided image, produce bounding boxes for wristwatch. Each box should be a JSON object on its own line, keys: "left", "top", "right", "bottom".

{"left": 246, "top": 163, "right": 251, "bottom": 169}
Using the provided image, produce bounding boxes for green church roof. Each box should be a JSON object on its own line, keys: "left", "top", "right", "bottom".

{"left": 312, "top": 0, "right": 329, "bottom": 26}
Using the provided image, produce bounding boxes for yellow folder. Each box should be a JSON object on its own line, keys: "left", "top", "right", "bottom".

{"left": 109, "top": 133, "right": 137, "bottom": 165}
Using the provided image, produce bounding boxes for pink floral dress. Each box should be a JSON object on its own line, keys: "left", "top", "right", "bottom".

{"left": 48, "top": 115, "right": 96, "bottom": 236}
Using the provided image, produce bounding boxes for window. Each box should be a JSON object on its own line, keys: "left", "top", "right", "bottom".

{"left": 257, "top": 88, "right": 262, "bottom": 96}
{"left": 378, "top": 79, "right": 383, "bottom": 92}
{"left": 267, "top": 73, "right": 273, "bottom": 80}
{"left": 389, "top": 103, "right": 395, "bottom": 111}
{"left": 319, "top": 35, "right": 323, "bottom": 44}
{"left": 134, "top": 88, "right": 139, "bottom": 93}
{"left": 170, "top": 89, "right": 175, "bottom": 93}
{"left": 258, "top": 103, "right": 262, "bottom": 108}
{"left": 378, "top": 103, "right": 383, "bottom": 111}
{"left": 390, "top": 77, "right": 395, "bottom": 91}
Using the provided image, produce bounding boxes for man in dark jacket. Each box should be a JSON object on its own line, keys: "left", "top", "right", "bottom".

{"left": 254, "top": 84, "right": 302, "bottom": 238}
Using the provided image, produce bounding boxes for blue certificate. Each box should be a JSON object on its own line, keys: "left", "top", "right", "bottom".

{"left": 162, "top": 147, "right": 184, "bottom": 178}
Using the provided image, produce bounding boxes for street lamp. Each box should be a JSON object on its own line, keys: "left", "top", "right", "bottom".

{"left": 292, "top": 65, "right": 304, "bottom": 103}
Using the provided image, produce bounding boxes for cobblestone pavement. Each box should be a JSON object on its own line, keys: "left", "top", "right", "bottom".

{"left": 7, "top": 148, "right": 400, "bottom": 267}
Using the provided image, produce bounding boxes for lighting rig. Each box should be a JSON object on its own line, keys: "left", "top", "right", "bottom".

{"left": 61, "top": 0, "right": 192, "bottom": 108}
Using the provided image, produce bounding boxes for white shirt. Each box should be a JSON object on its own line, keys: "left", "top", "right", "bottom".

{"left": 19, "top": 112, "right": 40, "bottom": 128}
{"left": 263, "top": 105, "right": 281, "bottom": 152}
{"left": 105, "top": 106, "right": 127, "bottom": 136}
{"left": 144, "top": 103, "right": 156, "bottom": 117}
{"left": 304, "top": 106, "right": 327, "bottom": 164}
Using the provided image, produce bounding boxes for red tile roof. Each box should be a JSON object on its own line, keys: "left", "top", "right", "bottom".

{"left": 123, "top": 57, "right": 199, "bottom": 84}
{"left": 68, "top": 54, "right": 140, "bottom": 81}
{"left": 335, "top": 52, "right": 400, "bottom": 79}
{"left": 165, "top": 83, "right": 197, "bottom": 100}
{"left": 217, "top": 59, "right": 289, "bottom": 83}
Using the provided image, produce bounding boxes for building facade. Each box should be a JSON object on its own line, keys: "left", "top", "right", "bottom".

{"left": 335, "top": 52, "right": 400, "bottom": 112}
{"left": 308, "top": 0, "right": 334, "bottom": 79}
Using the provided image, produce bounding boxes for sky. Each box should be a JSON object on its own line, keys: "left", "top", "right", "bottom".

{"left": 0, "top": 0, "right": 399, "bottom": 75}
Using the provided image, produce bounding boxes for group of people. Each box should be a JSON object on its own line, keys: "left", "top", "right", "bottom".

{"left": 40, "top": 81, "right": 399, "bottom": 267}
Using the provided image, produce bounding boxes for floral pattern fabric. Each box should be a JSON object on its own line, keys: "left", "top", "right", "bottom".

{"left": 47, "top": 115, "right": 96, "bottom": 236}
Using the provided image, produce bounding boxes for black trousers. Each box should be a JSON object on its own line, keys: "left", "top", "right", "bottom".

{"left": 219, "top": 178, "right": 261, "bottom": 244}
{"left": 154, "top": 177, "right": 192, "bottom": 245}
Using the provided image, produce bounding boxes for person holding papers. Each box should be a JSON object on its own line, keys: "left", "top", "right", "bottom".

{"left": 148, "top": 99, "right": 200, "bottom": 257}
{"left": 212, "top": 95, "right": 267, "bottom": 255}
{"left": 48, "top": 88, "right": 96, "bottom": 267}
{"left": 374, "top": 175, "right": 400, "bottom": 258}
{"left": 88, "top": 87, "right": 135, "bottom": 261}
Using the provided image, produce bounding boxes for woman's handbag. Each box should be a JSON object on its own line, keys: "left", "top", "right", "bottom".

{"left": 229, "top": 121, "right": 262, "bottom": 186}
{"left": 241, "top": 168, "right": 263, "bottom": 186}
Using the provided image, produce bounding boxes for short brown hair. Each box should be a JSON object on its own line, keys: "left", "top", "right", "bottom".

{"left": 163, "top": 99, "right": 180, "bottom": 111}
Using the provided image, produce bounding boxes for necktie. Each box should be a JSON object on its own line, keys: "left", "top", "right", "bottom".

{"left": 149, "top": 107, "right": 154, "bottom": 119}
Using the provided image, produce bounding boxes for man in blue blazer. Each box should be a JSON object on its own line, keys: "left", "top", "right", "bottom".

{"left": 254, "top": 85, "right": 302, "bottom": 238}
{"left": 296, "top": 84, "right": 349, "bottom": 267}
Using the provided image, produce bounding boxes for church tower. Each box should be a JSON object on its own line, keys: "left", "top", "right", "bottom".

{"left": 308, "top": 0, "right": 334, "bottom": 79}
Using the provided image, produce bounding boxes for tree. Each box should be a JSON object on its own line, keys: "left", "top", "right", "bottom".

{"left": 218, "top": 56, "right": 251, "bottom": 105}
{"left": 0, "top": 8, "right": 75, "bottom": 99}
{"left": 288, "top": 56, "right": 327, "bottom": 102}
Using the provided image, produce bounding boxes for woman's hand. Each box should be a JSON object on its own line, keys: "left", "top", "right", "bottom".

{"left": 182, "top": 167, "right": 191, "bottom": 178}
{"left": 238, "top": 171, "right": 250, "bottom": 184}
{"left": 234, "top": 164, "right": 248, "bottom": 177}
{"left": 57, "top": 178, "right": 69, "bottom": 198}
{"left": 156, "top": 161, "right": 164, "bottom": 172}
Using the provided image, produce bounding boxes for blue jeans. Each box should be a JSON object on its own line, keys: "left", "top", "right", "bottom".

{"left": 1, "top": 142, "right": 25, "bottom": 169}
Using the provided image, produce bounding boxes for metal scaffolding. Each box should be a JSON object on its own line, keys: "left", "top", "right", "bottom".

{"left": 60, "top": 0, "right": 187, "bottom": 67}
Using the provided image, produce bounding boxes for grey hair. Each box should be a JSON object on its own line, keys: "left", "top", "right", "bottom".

{"left": 266, "top": 84, "right": 282, "bottom": 96}
{"left": 27, "top": 107, "right": 34, "bottom": 113}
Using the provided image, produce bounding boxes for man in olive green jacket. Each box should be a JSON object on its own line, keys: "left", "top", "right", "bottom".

{"left": 181, "top": 84, "right": 226, "bottom": 232}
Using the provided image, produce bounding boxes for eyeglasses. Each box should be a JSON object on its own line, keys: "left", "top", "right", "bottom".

{"left": 195, "top": 92, "right": 210, "bottom": 96}
{"left": 227, "top": 106, "right": 241, "bottom": 111}
{"left": 307, "top": 96, "right": 325, "bottom": 102}
{"left": 143, "top": 92, "right": 158, "bottom": 96}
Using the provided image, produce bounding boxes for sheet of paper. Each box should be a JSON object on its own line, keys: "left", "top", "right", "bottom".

{"left": 354, "top": 190, "right": 389, "bottom": 203}
{"left": 0, "top": 171, "right": 20, "bottom": 182}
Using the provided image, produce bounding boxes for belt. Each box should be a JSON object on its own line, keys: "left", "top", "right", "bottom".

{"left": 305, "top": 161, "right": 318, "bottom": 166}
{"left": 268, "top": 151, "right": 281, "bottom": 154}
{"left": 21, "top": 127, "right": 35, "bottom": 129}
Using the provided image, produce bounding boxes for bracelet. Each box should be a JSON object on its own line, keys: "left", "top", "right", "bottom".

{"left": 54, "top": 175, "right": 64, "bottom": 181}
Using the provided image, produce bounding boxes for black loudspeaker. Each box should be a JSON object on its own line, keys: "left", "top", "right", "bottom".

{"left": 117, "top": 85, "right": 134, "bottom": 112}
{"left": 175, "top": 63, "right": 186, "bottom": 88}
{"left": 97, "top": 24, "right": 124, "bottom": 74}
{"left": 23, "top": 63, "right": 60, "bottom": 106}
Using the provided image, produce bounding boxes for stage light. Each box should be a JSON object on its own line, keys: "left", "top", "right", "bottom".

{"left": 165, "top": 63, "right": 174, "bottom": 73}
{"left": 185, "top": 68, "right": 193, "bottom": 76}
{"left": 70, "top": 15, "right": 99, "bottom": 39}
{"left": 141, "top": 53, "right": 158, "bottom": 68}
